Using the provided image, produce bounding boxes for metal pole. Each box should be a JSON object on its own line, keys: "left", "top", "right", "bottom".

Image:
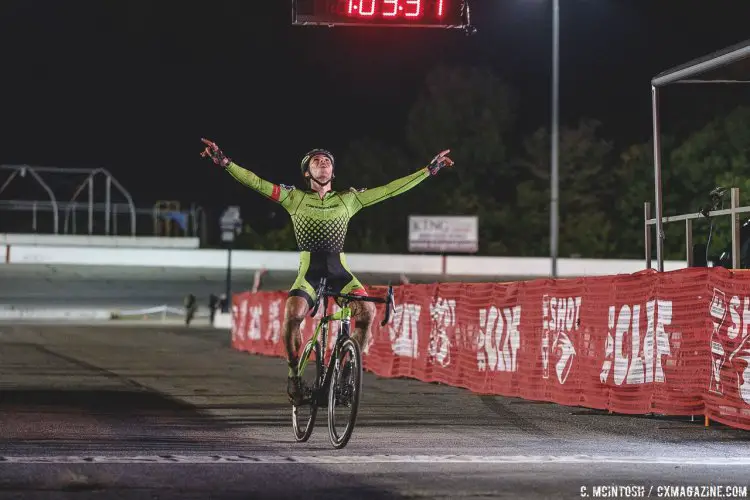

{"left": 32, "top": 202, "right": 37, "bottom": 232}
{"left": 64, "top": 172, "right": 94, "bottom": 234}
{"left": 685, "top": 219, "right": 696, "bottom": 267}
{"left": 224, "top": 242, "right": 233, "bottom": 313}
{"left": 644, "top": 202, "right": 652, "bottom": 269}
{"left": 18, "top": 166, "right": 59, "bottom": 234}
{"left": 105, "top": 176, "right": 111, "bottom": 235}
{"left": 550, "top": 0, "right": 560, "bottom": 278}
{"left": 652, "top": 44, "right": 750, "bottom": 87}
{"left": 88, "top": 176, "right": 94, "bottom": 235}
{"left": 731, "top": 187, "right": 741, "bottom": 269}
{"left": 651, "top": 85, "right": 665, "bottom": 272}
{"left": 0, "top": 166, "right": 100, "bottom": 175}
{"left": 153, "top": 204, "right": 159, "bottom": 236}
{"left": 97, "top": 170, "right": 136, "bottom": 236}
{"left": 201, "top": 209, "right": 208, "bottom": 245}
{"left": 0, "top": 170, "right": 19, "bottom": 195}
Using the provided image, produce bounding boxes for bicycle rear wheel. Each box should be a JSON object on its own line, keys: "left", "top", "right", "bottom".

{"left": 292, "top": 339, "right": 323, "bottom": 442}
{"left": 327, "top": 337, "right": 363, "bottom": 449}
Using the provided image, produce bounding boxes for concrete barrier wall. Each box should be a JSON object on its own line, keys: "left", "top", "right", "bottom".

{"left": 446, "top": 255, "right": 687, "bottom": 278}
{"left": 0, "top": 233, "right": 200, "bottom": 249}
{"left": 1, "top": 244, "right": 686, "bottom": 278}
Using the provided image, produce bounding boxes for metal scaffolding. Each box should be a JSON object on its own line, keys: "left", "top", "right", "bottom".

{"left": 0, "top": 164, "right": 206, "bottom": 241}
{"left": 0, "top": 165, "right": 136, "bottom": 235}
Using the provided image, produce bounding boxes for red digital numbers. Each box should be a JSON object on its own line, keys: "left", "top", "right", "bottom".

{"left": 349, "top": 0, "right": 375, "bottom": 16}
{"left": 345, "top": 0, "right": 445, "bottom": 20}
{"left": 405, "top": 0, "right": 421, "bottom": 17}
{"left": 382, "top": 0, "right": 398, "bottom": 17}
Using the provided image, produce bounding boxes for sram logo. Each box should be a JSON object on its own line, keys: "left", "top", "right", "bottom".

{"left": 388, "top": 303, "right": 421, "bottom": 359}
{"left": 233, "top": 299, "right": 262, "bottom": 341}
{"left": 476, "top": 305, "right": 521, "bottom": 372}
{"left": 231, "top": 303, "right": 242, "bottom": 342}
{"left": 428, "top": 297, "right": 455, "bottom": 368}
{"left": 383, "top": 297, "right": 457, "bottom": 365}
{"left": 600, "top": 300, "right": 674, "bottom": 385}
{"left": 708, "top": 288, "right": 750, "bottom": 404}
{"left": 265, "top": 299, "right": 282, "bottom": 344}
{"left": 542, "top": 295, "right": 580, "bottom": 385}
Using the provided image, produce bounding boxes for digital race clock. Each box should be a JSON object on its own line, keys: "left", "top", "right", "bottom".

{"left": 292, "top": 0, "right": 471, "bottom": 29}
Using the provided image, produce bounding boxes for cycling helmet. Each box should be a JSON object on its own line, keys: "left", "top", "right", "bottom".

{"left": 300, "top": 149, "right": 335, "bottom": 175}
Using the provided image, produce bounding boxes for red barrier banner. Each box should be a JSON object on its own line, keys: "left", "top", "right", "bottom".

{"left": 231, "top": 267, "right": 750, "bottom": 431}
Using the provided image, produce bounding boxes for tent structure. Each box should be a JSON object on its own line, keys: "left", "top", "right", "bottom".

{"left": 651, "top": 39, "right": 750, "bottom": 271}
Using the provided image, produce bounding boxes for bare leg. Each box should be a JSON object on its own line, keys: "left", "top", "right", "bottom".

{"left": 350, "top": 300, "right": 376, "bottom": 350}
{"left": 283, "top": 296, "right": 311, "bottom": 405}
{"left": 283, "top": 296, "right": 310, "bottom": 374}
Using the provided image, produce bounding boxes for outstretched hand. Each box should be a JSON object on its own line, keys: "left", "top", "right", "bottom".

{"left": 427, "top": 149, "right": 454, "bottom": 175}
{"left": 200, "top": 138, "right": 231, "bottom": 168}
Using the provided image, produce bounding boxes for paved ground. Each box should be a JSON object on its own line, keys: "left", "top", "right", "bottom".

{"left": 0, "top": 264, "right": 256, "bottom": 309}
{"left": 0, "top": 263, "right": 511, "bottom": 310}
{"left": 1, "top": 323, "right": 750, "bottom": 499}
{"left": 0, "top": 264, "right": 445, "bottom": 310}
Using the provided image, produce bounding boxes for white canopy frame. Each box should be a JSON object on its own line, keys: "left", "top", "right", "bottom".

{"left": 650, "top": 39, "right": 750, "bottom": 271}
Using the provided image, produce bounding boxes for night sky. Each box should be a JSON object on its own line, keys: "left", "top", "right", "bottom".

{"left": 2, "top": 0, "right": 750, "bottom": 236}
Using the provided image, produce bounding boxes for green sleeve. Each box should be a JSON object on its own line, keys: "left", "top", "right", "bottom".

{"left": 343, "top": 167, "right": 431, "bottom": 215}
{"left": 225, "top": 161, "right": 298, "bottom": 211}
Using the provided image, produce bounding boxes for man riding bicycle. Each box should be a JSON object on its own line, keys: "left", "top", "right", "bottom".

{"left": 200, "top": 138, "right": 454, "bottom": 405}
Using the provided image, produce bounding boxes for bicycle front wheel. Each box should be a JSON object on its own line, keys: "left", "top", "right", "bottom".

{"left": 292, "top": 339, "right": 323, "bottom": 442}
{"left": 327, "top": 337, "right": 363, "bottom": 449}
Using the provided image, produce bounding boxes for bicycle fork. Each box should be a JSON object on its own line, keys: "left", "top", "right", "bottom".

{"left": 318, "top": 317, "right": 352, "bottom": 407}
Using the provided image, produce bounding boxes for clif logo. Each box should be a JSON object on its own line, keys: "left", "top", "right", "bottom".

{"left": 476, "top": 305, "right": 521, "bottom": 373}
{"left": 600, "top": 300, "right": 674, "bottom": 386}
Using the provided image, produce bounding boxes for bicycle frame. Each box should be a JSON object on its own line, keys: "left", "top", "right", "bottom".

{"left": 297, "top": 277, "right": 394, "bottom": 399}
{"left": 292, "top": 277, "right": 395, "bottom": 448}
{"left": 298, "top": 296, "right": 352, "bottom": 396}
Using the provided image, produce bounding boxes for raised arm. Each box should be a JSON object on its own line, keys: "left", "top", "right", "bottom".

{"left": 345, "top": 149, "right": 454, "bottom": 215}
{"left": 225, "top": 161, "right": 297, "bottom": 207}
{"left": 348, "top": 168, "right": 430, "bottom": 213}
{"left": 200, "top": 138, "right": 299, "bottom": 210}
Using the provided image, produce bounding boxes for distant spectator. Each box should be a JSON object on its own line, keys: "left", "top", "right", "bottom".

{"left": 184, "top": 293, "right": 197, "bottom": 326}
{"left": 252, "top": 268, "right": 268, "bottom": 293}
{"left": 209, "top": 293, "right": 219, "bottom": 324}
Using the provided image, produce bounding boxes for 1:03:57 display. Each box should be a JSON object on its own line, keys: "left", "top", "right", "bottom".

{"left": 345, "top": 0, "right": 445, "bottom": 19}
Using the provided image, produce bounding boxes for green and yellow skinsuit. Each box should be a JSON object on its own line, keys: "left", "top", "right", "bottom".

{"left": 225, "top": 161, "right": 431, "bottom": 307}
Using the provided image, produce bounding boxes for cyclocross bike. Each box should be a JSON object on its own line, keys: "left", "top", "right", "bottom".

{"left": 292, "top": 277, "right": 395, "bottom": 449}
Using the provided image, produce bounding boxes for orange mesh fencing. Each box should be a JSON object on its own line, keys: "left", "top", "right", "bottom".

{"left": 231, "top": 266, "right": 750, "bottom": 430}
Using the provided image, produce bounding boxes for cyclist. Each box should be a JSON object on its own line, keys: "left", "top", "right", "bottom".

{"left": 200, "top": 138, "right": 454, "bottom": 404}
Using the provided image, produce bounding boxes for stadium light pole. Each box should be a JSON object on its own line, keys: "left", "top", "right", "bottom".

{"left": 550, "top": 0, "right": 560, "bottom": 278}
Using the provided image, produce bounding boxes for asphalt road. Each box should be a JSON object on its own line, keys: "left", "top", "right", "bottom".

{"left": 0, "top": 264, "right": 453, "bottom": 310}
{"left": 0, "top": 264, "right": 260, "bottom": 309}
{"left": 1, "top": 323, "right": 750, "bottom": 499}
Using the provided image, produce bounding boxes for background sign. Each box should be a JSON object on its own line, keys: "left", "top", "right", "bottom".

{"left": 220, "top": 206, "right": 242, "bottom": 243}
{"left": 408, "top": 215, "right": 478, "bottom": 253}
